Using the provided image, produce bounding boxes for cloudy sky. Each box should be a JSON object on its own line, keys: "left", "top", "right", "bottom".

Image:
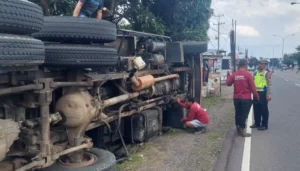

{"left": 208, "top": 0, "right": 300, "bottom": 58}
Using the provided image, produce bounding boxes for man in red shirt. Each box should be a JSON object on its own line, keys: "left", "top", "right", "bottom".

{"left": 176, "top": 96, "right": 210, "bottom": 133}
{"left": 226, "top": 59, "right": 259, "bottom": 137}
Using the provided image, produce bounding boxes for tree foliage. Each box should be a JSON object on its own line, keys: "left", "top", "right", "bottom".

{"left": 114, "top": 1, "right": 166, "bottom": 35}
{"left": 269, "top": 58, "right": 279, "bottom": 67}
{"left": 29, "top": 0, "right": 212, "bottom": 41}
{"left": 148, "top": 0, "right": 212, "bottom": 41}
{"left": 283, "top": 54, "right": 294, "bottom": 67}
{"left": 284, "top": 45, "right": 300, "bottom": 67}
{"left": 29, "top": 0, "right": 77, "bottom": 16}
{"left": 290, "top": 45, "right": 300, "bottom": 66}
{"left": 248, "top": 57, "right": 259, "bottom": 68}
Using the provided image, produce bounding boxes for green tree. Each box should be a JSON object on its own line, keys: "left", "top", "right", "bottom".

{"left": 269, "top": 58, "right": 279, "bottom": 68}
{"left": 248, "top": 57, "right": 258, "bottom": 68}
{"left": 283, "top": 45, "right": 300, "bottom": 67}
{"left": 29, "top": 0, "right": 77, "bottom": 16}
{"left": 283, "top": 54, "right": 294, "bottom": 67}
{"left": 292, "top": 46, "right": 300, "bottom": 66}
{"left": 148, "top": 0, "right": 212, "bottom": 41}
{"left": 114, "top": 1, "right": 166, "bottom": 35}
{"left": 29, "top": 0, "right": 212, "bottom": 41}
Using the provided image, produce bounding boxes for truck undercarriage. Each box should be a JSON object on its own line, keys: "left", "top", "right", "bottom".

{"left": 0, "top": 0, "right": 207, "bottom": 170}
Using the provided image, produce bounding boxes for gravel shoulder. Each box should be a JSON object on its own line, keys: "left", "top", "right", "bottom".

{"left": 118, "top": 86, "right": 234, "bottom": 171}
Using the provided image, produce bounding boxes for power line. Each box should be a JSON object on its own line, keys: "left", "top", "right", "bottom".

{"left": 221, "top": 24, "right": 231, "bottom": 33}
{"left": 213, "top": 14, "right": 225, "bottom": 54}
{"left": 206, "top": 3, "right": 232, "bottom": 31}
{"left": 211, "top": 16, "right": 231, "bottom": 31}
{"left": 211, "top": 3, "right": 232, "bottom": 23}
{"left": 209, "top": 27, "right": 229, "bottom": 35}
{"left": 211, "top": 2, "right": 236, "bottom": 33}
{"left": 222, "top": 35, "right": 230, "bottom": 44}
{"left": 209, "top": 27, "right": 226, "bottom": 34}
{"left": 221, "top": 34, "right": 230, "bottom": 50}
{"left": 208, "top": 35, "right": 217, "bottom": 43}
{"left": 207, "top": 34, "right": 217, "bottom": 42}
{"left": 209, "top": 13, "right": 232, "bottom": 32}
{"left": 209, "top": 40, "right": 217, "bottom": 49}
{"left": 209, "top": 27, "right": 218, "bottom": 33}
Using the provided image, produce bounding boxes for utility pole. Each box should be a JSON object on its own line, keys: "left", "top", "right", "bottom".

{"left": 270, "top": 45, "right": 280, "bottom": 58}
{"left": 213, "top": 14, "right": 225, "bottom": 55}
{"left": 230, "top": 19, "right": 237, "bottom": 72}
{"left": 273, "top": 34, "right": 295, "bottom": 58}
{"left": 230, "top": 27, "right": 235, "bottom": 71}
{"left": 234, "top": 20, "right": 237, "bottom": 71}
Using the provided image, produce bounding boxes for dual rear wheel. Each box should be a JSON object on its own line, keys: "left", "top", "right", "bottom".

{"left": 0, "top": 0, "right": 118, "bottom": 68}
{"left": 44, "top": 148, "right": 116, "bottom": 171}
{"left": 0, "top": 1, "right": 117, "bottom": 171}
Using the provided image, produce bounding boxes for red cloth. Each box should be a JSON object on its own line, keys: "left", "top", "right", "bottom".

{"left": 226, "top": 70, "right": 259, "bottom": 100}
{"left": 178, "top": 102, "right": 210, "bottom": 124}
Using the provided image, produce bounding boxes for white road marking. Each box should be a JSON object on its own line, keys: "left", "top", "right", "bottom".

{"left": 241, "top": 106, "right": 253, "bottom": 171}
{"left": 275, "top": 74, "right": 300, "bottom": 85}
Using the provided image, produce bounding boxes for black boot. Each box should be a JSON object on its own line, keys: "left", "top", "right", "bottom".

{"left": 194, "top": 127, "right": 207, "bottom": 134}
{"left": 258, "top": 126, "right": 268, "bottom": 131}
{"left": 237, "top": 127, "right": 251, "bottom": 137}
{"left": 250, "top": 124, "right": 260, "bottom": 128}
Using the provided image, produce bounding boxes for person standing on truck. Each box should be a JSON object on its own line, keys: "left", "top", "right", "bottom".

{"left": 175, "top": 96, "right": 210, "bottom": 133}
{"left": 226, "top": 59, "right": 260, "bottom": 137}
{"left": 73, "top": 0, "right": 106, "bottom": 19}
{"left": 250, "top": 59, "right": 272, "bottom": 131}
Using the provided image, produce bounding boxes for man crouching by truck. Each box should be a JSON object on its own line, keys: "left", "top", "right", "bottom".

{"left": 175, "top": 96, "right": 210, "bottom": 134}
{"left": 226, "top": 59, "right": 260, "bottom": 137}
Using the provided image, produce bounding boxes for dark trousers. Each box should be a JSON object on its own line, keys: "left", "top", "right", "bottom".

{"left": 253, "top": 91, "right": 269, "bottom": 127}
{"left": 234, "top": 98, "right": 253, "bottom": 129}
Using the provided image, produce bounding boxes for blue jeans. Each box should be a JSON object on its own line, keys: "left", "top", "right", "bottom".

{"left": 79, "top": 12, "right": 88, "bottom": 18}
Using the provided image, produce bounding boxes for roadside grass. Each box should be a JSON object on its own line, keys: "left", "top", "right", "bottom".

{"left": 209, "top": 132, "right": 222, "bottom": 141}
{"left": 117, "top": 93, "right": 234, "bottom": 171}
{"left": 225, "top": 109, "right": 235, "bottom": 123}
{"left": 117, "top": 145, "right": 164, "bottom": 171}
{"left": 202, "top": 96, "right": 224, "bottom": 108}
{"left": 117, "top": 153, "right": 144, "bottom": 171}
{"left": 164, "top": 127, "right": 179, "bottom": 136}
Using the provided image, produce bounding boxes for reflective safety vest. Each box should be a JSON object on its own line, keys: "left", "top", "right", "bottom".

{"left": 254, "top": 70, "right": 268, "bottom": 92}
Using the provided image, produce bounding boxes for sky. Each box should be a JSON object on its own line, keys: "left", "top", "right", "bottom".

{"left": 208, "top": 0, "right": 300, "bottom": 58}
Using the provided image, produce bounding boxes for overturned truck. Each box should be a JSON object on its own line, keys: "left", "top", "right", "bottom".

{"left": 0, "top": 0, "right": 207, "bottom": 170}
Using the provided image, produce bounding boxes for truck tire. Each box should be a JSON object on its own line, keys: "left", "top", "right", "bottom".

{"left": 0, "top": 0, "right": 44, "bottom": 35}
{"left": 44, "top": 148, "right": 116, "bottom": 171}
{"left": 183, "top": 42, "right": 208, "bottom": 54}
{"left": 44, "top": 43, "right": 118, "bottom": 67}
{"left": 0, "top": 34, "right": 45, "bottom": 66}
{"left": 33, "top": 16, "right": 117, "bottom": 43}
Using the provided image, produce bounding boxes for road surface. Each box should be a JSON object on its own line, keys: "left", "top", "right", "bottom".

{"left": 226, "top": 70, "right": 300, "bottom": 171}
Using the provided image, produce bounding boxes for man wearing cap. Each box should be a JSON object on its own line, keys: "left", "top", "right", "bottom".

{"left": 73, "top": 0, "right": 106, "bottom": 19}
{"left": 226, "top": 59, "right": 259, "bottom": 137}
{"left": 250, "top": 59, "right": 272, "bottom": 130}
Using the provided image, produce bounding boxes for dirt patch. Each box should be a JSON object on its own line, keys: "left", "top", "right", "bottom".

{"left": 118, "top": 86, "right": 234, "bottom": 171}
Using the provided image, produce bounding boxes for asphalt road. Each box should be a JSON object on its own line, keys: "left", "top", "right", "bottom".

{"left": 226, "top": 70, "right": 300, "bottom": 171}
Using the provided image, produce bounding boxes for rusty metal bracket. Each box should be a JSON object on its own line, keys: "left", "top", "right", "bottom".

{"left": 33, "top": 78, "right": 53, "bottom": 159}
{"left": 50, "top": 81, "right": 93, "bottom": 89}
{"left": 15, "top": 140, "right": 92, "bottom": 171}
{"left": 0, "top": 83, "right": 43, "bottom": 96}
{"left": 51, "top": 140, "right": 93, "bottom": 161}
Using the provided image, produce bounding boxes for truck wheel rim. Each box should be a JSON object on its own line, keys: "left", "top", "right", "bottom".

{"left": 58, "top": 152, "right": 96, "bottom": 168}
